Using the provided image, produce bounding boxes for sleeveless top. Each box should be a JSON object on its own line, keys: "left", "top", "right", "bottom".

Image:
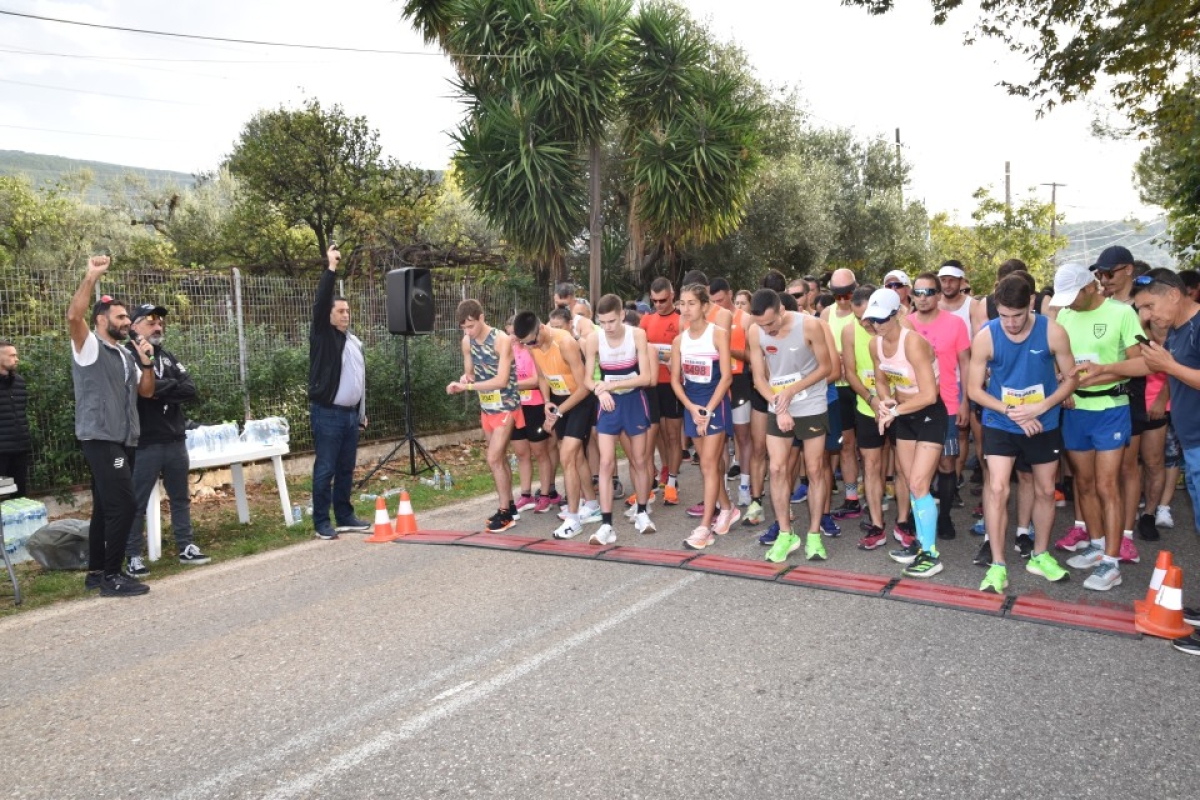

{"left": 469, "top": 328, "right": 520, "bottom": 413}
{"left": 598, "top": 325, "right": 641, "bottom": 395}
{"left": 983, "top": 315, "right": 1060, "bottom": 433}
{"left": 641, "top": 309, "right": 681, "bottom": 384}
{"left": 513, "top": 344, "right": 543, "bottom": 406}
{"left": 943, "top": 296, "right": 973, "bottom": 335}
{"left": 876, "top": 327, "right": 937, "bottom": 396}
{"left": 758, "top": 312, "right": 826, "bottom": 417}
{"left": 530, "top": 327, "right": 578, "bottom": 398}
{"left": 679, "top": 322, "right": 722, "bottom": 405}
{"left": 852, "top": 320, "right": 877, "bottom": 418}
{"left": 827, "top": 308, "right": 856, "bottom": 387}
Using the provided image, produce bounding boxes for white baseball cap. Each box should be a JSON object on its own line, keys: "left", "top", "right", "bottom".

{"left": 864, "top": 288, "right": 902, "bottom": 321}
{"left": 1048, "top": 262, "right": 1097, "bottom": 307}
{"left": 883, "top": 270, "right": 911, "bottom": 287}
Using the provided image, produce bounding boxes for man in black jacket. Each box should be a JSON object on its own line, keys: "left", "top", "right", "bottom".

{"left": 309, "top": 245, "right": 370, "bottom": 540}
{"left": 0, "top": 339, "right": 31, "bottom": 497}
{"left": 123, "top": 304, "right": 210, "bottom": 575}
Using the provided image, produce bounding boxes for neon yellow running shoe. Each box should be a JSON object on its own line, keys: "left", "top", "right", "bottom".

{"left": 1027, "top": 551, "right": 1069, "bottom": 583}
{"left": 980, "top": 563, "right": 1009, "bottom": 594}
{"left": 765, "top": 531, "right": 801, "bottom": 563}
{"left": 805, "top": 532, "right": 827, "bottom": 561}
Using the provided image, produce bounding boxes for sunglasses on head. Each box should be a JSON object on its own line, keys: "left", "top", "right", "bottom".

{"left": 912, "top": 288, "right": 939, "bottom": 298}
{"left": 885, "top": 282, "right": 906, "bottom": 290}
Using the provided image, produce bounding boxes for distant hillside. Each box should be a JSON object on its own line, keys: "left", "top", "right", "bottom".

{"left": 1057, "top": 218, "right": 1176, "bottom": 269}
{"left": 0, "top": 150, "right": 194, "bottom": 204}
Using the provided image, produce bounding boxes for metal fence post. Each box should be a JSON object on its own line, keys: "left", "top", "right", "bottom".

{"left": 232, "top": 267, "right": 251, "bottom": 420}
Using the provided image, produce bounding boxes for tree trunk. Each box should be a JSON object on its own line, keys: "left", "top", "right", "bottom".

{"left": 588, "top": 140, "right": 602, "bottom": 310}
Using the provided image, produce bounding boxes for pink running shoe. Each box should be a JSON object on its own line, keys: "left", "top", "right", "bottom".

{"left": 683, "top": 525, "right": 715, "bottom": 550}
{"left": 893, "top": 526, "right": 915, "bottom": 549}
{"left": 1054, "top": 525, "right": 1090, "bottom": 552}
{"left": 533, "top": 494, "right": 556, "bottom": 514}
{"left": 514, "top": 493, "right": 537, "bottom": 513}
{"left": 686, "top": 501, "right": 706, "bottom": 518}
{"left": 713, "top": 507, "right": 741, "bottom": 535}
{"left": 1118, "top": 535, "right": 1140, "bottom": 564}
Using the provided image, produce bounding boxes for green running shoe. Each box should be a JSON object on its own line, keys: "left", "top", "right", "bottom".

{"left": 805, "top": 532, "right": 827, "bottom": 561}
{"left": 902, "top": 550, "right": 944, "bottom": 578}
{"left": 1027, "top": 551, "right": 1070, "bottom": 582}
{"left": 980, "top": 563, "right": 1009, "bottom": 594}
{"left": 765, "top": 531, "right": 801, "bottom": 563}
{"left": 741, "top": 500, "right": 764, "bottom": 526}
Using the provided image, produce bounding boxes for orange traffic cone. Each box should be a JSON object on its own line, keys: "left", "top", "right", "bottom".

{"left": 1134, "top": 550, "right": 1173, "bottom": 615}
{"left": 1135, "top": 565, "right": 1195, "bottom": 639}
{"left": 394, "top": 490, "right": 419, "bottom": 536}
{"left": 365, "top": 496, "right": 400, "bottom": 543}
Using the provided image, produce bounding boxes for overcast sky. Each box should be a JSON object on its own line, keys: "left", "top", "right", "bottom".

{"left": 0, "top": 0, "right": 1160, "bottom": 225}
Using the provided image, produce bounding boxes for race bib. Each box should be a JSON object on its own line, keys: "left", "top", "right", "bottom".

{"left": 858, "top": 367, "right": 876, "bottom": 392}
{"left": 607, "top": 372, "right": 637, "bottom": 394}
{"left": 478, "top": 390, "right": 504, "bottom": 411}
{"left": 1075, "top": 352, "right": 1098, "bottom": 365}
{"left": 769, "top": 372, "right": 807, "bottom": 402}
{"left": 1001, "top": 384, "right": 1045, "bottom": 406}
{"left": 519, "top": 389, "right": 533, "bottom": 403}
{"left": 653, "top": 343, "right": 672, "bottom": 365}
{"left": 881, "top": 364, "right": 913, "bottom": 389}
{"left": 546, "top": 374, "right": 570, "bottom": 395}
{"left": 682, "top": 355, "right": 713, "bottom": 384}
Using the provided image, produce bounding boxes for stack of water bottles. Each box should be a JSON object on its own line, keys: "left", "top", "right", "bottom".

{"left": 185, "top": 417, "right": 290, "bottom": 456}
{"left": 242, "top": 417, "right": 290, "bottom": 447}
{"left": 1, "top": 498, "right": 48, "bottom": 564}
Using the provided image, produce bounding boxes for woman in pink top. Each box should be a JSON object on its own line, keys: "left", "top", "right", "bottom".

{"left": 508, "top": 316, "right": 560, "bottom": 514}
{"left": 1138, "top": 312, "right": 1175, "bottom": 533}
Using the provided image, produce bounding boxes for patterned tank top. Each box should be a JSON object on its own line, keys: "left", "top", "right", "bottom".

{"left": 469, "top": 328, "right": 520, "bottom": 413}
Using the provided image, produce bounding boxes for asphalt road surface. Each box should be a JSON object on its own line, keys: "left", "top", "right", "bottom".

{"left": 1, "top": 466, "right": 1197, "bottom": 799}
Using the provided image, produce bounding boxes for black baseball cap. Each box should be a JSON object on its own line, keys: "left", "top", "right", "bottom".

{"left": 1090, "top": 245, "right": 1134, "bottom": 272}
{"left": 130, "top": 303, "right": 168, "bottom": 322}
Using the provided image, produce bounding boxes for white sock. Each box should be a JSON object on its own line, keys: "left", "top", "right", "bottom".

{"left": 1122, "top": 529, "right": 1134, "bottom": 540}
{"left": 1090, "top": 537, "right": 1104, "bottom": 549}
{"left": 1074, "top": 520, "right": 1087, "bottom": 530}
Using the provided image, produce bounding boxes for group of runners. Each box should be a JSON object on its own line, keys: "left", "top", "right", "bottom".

{"left": 446, "top": 248, "right": 1199, "bottom": 597}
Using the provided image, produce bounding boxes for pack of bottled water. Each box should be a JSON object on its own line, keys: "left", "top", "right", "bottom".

{"left": 186, "top": 422, "right": 244, "bottom": 454}
{"left": 1, "top": 498, "right": 48, "bottom": 564}
{"left": 243, "top": 417, "right": 290, "bottom": 447}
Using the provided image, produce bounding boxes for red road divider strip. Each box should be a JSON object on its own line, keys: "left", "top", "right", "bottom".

{"left": 394, "top": 531, "right": 472, "bottom": 545}
{"left": 1008, "top": 596, "right": 1141, "bottom": 638}
{"left": 887, "top": 579, "right": 1008, "bottom": 616}
{"left": 779, "top": 566, "right": 893, "bottom": 597}
{"left": 455, "top": 532, "right": 543, "bottom": 550}
{"left": 683, "top": 554, "right": 792, "bottom": 581}
{"left": 597, "top": 546, "right": 701, "bottom": 568}
{"left": 523, "top": 539, "right": 616, "bottom": 559}
{"left": 393, "top": 533, "right": 1142, "bottom": 638}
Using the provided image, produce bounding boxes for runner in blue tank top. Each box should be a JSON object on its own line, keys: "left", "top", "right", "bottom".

{"left": 968, "top": 275, "right": 1077, "bottom": 594}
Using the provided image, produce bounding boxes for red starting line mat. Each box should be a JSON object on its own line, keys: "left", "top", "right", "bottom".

{"left": 392, "top": 531, "right": 1141, "bottom": 638}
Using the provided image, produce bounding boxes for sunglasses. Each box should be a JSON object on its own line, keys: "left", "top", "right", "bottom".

{"left": 912, "top": 288, "right": 939, "bottom": 298}
{"left": 884, "top": 282, "right": 906, "bottom": 290}
{"left": 650, "top": 297, "right": 672, "bottom": 305}
{"left": 788, "top": 292, "right": 806, "bottom": 299}
{"left": 521, "top": 325, "right": 541, "bottom": 346}
{"left": 140, "top": 313, "right": 165, "bottom": 324}
{"left": 865, "top": 313, "right": 896, "bottom": 326}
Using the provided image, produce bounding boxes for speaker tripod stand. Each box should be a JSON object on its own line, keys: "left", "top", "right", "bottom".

{"left": 355, "top": 334, "right": 441, "bottom": 489}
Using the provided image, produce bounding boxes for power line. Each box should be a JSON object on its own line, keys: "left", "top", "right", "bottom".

{"left": 0, "top": 8, "right": 487, "bottom": 57}
{"left": 0, "top": 123, "right": 183, "bottom": 142}
{"left": 0, "top": 41, "right": 325, "bottom": 65}
{"left": 0, "top": 77, "right": 204, "bottom": 106}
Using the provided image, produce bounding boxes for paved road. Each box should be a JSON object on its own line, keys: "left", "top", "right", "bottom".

{"left": 0, "top": 470, "right": 1196, "bottom": 799}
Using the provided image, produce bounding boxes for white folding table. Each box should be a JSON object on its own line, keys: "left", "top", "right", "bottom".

{"left": 145, "top": 442, "right": 295, "bottom": 561}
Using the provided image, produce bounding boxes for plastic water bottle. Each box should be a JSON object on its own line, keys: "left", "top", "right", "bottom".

{"left": 443, "top": 470, "right": 453, "bottom": 491}
{"left": 433, "top": 469, "right": 443, "bottom": 490}
{"left": 419, "top": 476, "right": 434, "bottom": 487}
{"left": 509, "top": 452, "right": 518, "bottom": 470}
{"left": 359, "top": 493, "right": 378, "bottom": 502}
{"left": 292, "top": 504, "right": 302, "bottom": 524}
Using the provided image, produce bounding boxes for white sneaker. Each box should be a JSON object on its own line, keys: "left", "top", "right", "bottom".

{"left": 1156, "top": 505, "right": 1175, "bottom": 528}
{"left": 1067, "top": 543, "right": 1105, "bottom": 570}
{"left": 624, "top": 504, "right": 638, "bottom": 521}
{"left": 553, "top": 519, "right": 582, "bottom": 540}
{"left": 737, "top": 486, "right": 752, "bottom": 507}
{"left": 126, "top": 555, "right": 149, "bottom": 577}
{"left": 589, "top": 523, "right": 616, "bottom": 546}
{"left": 1083, "top": 561, "right": 1122, "bottom": 591}
{"left": 635, "top": 511, "right": 656, "bottom": 534}
{"left": 577, "top": 501, "right": 603, "bottom": 524}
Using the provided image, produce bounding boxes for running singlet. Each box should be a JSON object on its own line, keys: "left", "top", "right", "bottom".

{"left": 679, "top": 322, "right": 722, "bottom": 406}
{"left": 513, "top": 344, "right": 543, "bottom": 406}
{"left": 1056, "top": 298, "right": 1141, "bottom": 411}
{"left": 469, "top": 328, "right": 520, "bottom": 413}
{"left": 853, "top": 320, "right": 877, "bottom": 417}
{"left": 876, "top": 328, "right": 937, "bottom": 396}
{"left": 907, "top": 311, "right": 969, "bottom": 415}
{"left": 641, "top": 309, "right": 681, "bottom": 385}
{"left": 598, "top": 325, "right": 641, "bottom": 394}
{"left": 982, "top": 315, "right": 1059, "bottom": 433}
{"left": 758, "top": 312, "right": 826, "bottom": 417}
{"left": 529, "top": 327, "right": 578, "bottom": 399}
{"left": 827, "top": 308, "right": 856, "bottom": 387}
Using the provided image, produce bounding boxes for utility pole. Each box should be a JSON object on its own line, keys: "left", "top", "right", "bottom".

{"left": 1005, "top": 162, "right": 1011, "bottom": 210}
{"left": 895, "top": 128, "right": 903, "bottom": 205}
{"left": 1040, "top": 182, "right": 1065, "bottom": 238}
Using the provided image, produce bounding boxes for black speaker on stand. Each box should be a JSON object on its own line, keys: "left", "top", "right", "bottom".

{"left": 355, "top": 268, "right": 442, "bottom": 488}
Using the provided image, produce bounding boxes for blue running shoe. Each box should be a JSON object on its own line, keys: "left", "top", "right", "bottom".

{"left": 758, "top": 521, "right": 781, "bottom": 546}
{"left": 790, "top": 484, "right": 808, "bottom": 504}
{"left": 820, "top": 514, "right": 841, "bottom": 537}
{"left": 971, "top": 519, "right": 986, "bottom": 536}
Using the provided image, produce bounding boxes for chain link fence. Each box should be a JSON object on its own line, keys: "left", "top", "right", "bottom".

{"left": 0, "top": 260, "right": 549, "bottom": 492}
